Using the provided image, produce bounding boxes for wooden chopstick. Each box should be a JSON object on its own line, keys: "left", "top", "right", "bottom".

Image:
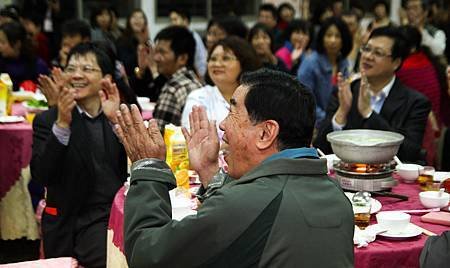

{"left": 410, "top": 223, "right": 437, "bottom": 236}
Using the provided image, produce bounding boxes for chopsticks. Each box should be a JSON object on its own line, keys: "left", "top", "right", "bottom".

{"left": 317, "top": 148, "right": 326, "bottom": 157}
{"left": 370, "top": 191, "right": 409, "bottom": 201}
{"left": 385, "top": 208, "right": 441, "bottom": 215}
{"left": 410, "top": 223, "right": 437, "bottom": 236}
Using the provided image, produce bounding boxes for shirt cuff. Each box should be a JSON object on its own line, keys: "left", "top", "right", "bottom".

{"left": 332, "top": 114, "right": 345, "bottom": 131}
{"left": 52, "top": 123, "right": 71, "bottom": 146}
{"left": 196, "top": 168, "right": 227, "bottom": 202}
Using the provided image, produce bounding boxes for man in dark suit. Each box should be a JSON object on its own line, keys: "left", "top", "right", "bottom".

{"left": 31, "top": 43, "right": 127, "bottom": 267}
{"left": 315, "top": 26, "right": 431, "bottom": 164}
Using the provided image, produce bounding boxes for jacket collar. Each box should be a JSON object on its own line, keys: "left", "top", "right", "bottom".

{"left": 233, "top": 158, "right": 328, "bottom": 185}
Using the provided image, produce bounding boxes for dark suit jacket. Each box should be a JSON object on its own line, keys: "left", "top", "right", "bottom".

{"left": 314, "top": 78, "right": 431, "bottom": 164}
{"left": 30, "top": 107, "right": 127, "bottom": 258}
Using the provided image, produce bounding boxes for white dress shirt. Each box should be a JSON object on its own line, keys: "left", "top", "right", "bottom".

{"left": 332, "top": 76, "right": 396, "bottom": 131}
{"left": 181, "top": 85, "right": 229, "bottom": 140}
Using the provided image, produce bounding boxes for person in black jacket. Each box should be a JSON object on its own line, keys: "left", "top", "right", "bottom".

{"left": 31, "top": 43, "right": 127, "bottom": 267}
{"left": 314, "top": 26, "right": 431, "bottom": 164}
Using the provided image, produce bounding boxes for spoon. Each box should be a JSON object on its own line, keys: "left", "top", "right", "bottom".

{"left": 393, "top": 155, "right": 403, "bottom": 166}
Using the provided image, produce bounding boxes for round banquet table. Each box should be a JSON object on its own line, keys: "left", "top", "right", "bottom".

{"left": 107, "top": 185, "right": 196, "bottom": 268}
{"left": 0, "top": 120, "right": 39, "bottom": 240}
{"left": 107, "top": 176, "right": 449, "bottom": 268}
{"left": 354, "top": 179, "right": 449, "bottom": 268}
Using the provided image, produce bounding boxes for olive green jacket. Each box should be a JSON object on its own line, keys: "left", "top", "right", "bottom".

{"left": 124, "top": 157, "right": 354, "bottom": 268}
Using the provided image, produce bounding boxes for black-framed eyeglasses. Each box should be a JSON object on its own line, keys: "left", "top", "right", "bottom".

{"left": 359, "top": 45, "right": 392, "bottom": 58}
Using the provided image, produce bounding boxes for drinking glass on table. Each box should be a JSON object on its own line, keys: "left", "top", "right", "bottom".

{"left": 25, "top": 112, "right": 36, "bottom": 123}
{"left": 352, "top": 191, "right": 372, "bottom": 229}
{"left": 418, "top": 166, "right": 435, "bottom": 191}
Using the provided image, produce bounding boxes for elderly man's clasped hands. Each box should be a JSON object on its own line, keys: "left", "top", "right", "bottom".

{"left": 114, "top": 104, "right": 220, "bottom": 186}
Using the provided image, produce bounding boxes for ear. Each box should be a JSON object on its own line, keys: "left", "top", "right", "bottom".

{"left": 392, "top": 57, "right": 402, "bottom": 71}
{"left": 256, "top": 120, "right": 280, "bottom": 150}
{"left": 176, "top": 53, "right": 189, "bottom": 67}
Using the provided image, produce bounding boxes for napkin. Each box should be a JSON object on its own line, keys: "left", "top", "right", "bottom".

{"left": 353, "top": 226, "right": 382, "bottom": 248}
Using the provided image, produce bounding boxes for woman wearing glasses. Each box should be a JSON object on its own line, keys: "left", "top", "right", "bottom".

{"left": 181, "top": 36, "right": 261, "bottom": 137}
{"left": 297, "top": 17, "right": 352, "bottom": 126}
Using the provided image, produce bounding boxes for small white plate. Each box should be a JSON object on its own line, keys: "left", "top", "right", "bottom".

{"left": 368, "top": 223, "right": 422, "bottom": 240}
{"left": 345, "top": 192, "right": 382, "bottom": 214}
{"left": 0, "top": 115, "right": 25, "bottom": 123}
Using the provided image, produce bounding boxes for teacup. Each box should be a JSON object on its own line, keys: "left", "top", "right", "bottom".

{"left": 376, "top": 211, "right": 411, "bottom": 234}
{"left": 419, "top": 191, "right": 450, "bottom": 208}
{"left": 396, "top": 164, "right": 424, "bottom": 183}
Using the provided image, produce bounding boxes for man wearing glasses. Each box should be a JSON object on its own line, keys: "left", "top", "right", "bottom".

{"left": 31, "top": 43, "right": 126, "bottom": 267}
{"left": 315, "top": 26, "right": 431, "bottom": 164}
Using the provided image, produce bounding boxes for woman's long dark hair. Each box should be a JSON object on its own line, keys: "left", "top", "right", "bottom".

{"left": 118, "top": 9, "right": 148, "bottom": 48}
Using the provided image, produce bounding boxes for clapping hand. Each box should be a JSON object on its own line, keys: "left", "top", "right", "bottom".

{"left": 38, "top": 67, "right": 66, "bottom": 106}
{"left": 357, "top": 71, "right": 372, "bottom": 118}
{"left": 335, "top": 72, "right": 353, "bottom": 125}
{"left": 115, "top": 104, "right": 166, "bottom": 162}
{"left": 181, "top": 106, "right": 220, "bottom": 187}
{"left": 56, "top": 87, "right": 76, "bottom": 129}
{"left": 291, "top": 47, "right": 303, "bottom": 63}
{"left": 99, "top": 77, "right": 121, "bottom": 124}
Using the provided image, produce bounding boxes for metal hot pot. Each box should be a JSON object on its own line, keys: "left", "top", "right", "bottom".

{"left": 327, "top": 129, "right": 404, "bottom": 164}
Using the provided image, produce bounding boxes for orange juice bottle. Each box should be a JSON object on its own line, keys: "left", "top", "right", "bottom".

{"left": 0, "top": 73, "right": 12, "bottom": 116}
{"left": 165, "top": 125, "right": 190, "bottom": 191}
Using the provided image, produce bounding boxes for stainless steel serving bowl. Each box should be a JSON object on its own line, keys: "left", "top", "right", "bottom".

{"left": 326, "top": 129, "right": 404, "bottom": 164}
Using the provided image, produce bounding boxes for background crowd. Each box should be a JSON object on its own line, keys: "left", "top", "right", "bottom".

{"left": 0, "top": 0, "right": 449, "bottom": 266}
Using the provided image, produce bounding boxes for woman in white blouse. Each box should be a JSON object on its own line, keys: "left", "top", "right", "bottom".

{"left": 181, "top": 36, "right": 261, "bottom": 138}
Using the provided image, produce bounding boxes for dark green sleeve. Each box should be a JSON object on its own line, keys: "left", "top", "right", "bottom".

{"left": 124, "top": 159, "right": 275, "bottom": 268}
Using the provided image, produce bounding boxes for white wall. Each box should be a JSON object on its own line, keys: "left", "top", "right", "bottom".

{"left": 142, "top": 0, "right": 210, "bottom": 40}
{"left": 141, "top": 0, "right": 256, "bottom": 41}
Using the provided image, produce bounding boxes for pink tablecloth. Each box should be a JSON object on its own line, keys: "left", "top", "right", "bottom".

{"left": 108, "top": 186, "right": 126, "bottom": 252}
{"left": 0, "top": 257, "right": 76, "bottom": 267}
{"left": 0, "top": 122, "right": 32, "bottom": 199}
{"left": 109, "top": 179, "right": 449, "bottom": 267}
{"left": 354, "top": 180, "right": 450, "bottom": 268}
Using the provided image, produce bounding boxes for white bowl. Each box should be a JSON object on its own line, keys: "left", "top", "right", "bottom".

{"left": 376, "top": 211, "right": 411, "bottom": 234}
{"left": 396, "top": 164, "right": 424, "bottom": 182}
{"left": 419, "top": 191, "right": 450, "bottom": 208}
